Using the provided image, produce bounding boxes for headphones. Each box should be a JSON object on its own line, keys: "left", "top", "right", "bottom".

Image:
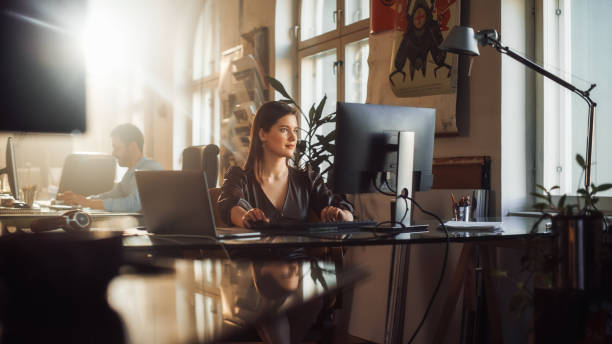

{"left": 30, "top": 210, "right": 93, "bottom": 233}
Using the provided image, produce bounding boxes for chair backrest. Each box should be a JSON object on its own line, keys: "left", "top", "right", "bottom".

{"left": 208, "top": 187, "right": 227, "bottom": 227}
{"left": 58, "top": 153, "right": 116, "bottom": 196}
{"left": 182, "top": 144, "right": 220, "bottom": 188}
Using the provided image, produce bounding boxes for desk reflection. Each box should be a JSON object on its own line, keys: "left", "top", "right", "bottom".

{"left": 108, "top": 256, "right": 360, "bottom": 343}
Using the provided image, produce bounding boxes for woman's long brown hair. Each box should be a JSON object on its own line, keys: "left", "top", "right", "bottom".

{"left": 243, "top": 101, "right": 298, "bottom": 177}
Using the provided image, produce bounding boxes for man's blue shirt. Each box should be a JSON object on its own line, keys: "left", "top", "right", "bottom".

{"left": 90, "top": 157, "right": 163, "bottom": 212}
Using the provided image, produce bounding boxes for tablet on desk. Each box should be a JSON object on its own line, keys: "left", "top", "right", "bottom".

{"left": 441, "top": 221, "right": 503, "bottom": 232}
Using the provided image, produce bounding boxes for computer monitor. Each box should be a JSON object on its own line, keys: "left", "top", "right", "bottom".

{"left": 333, "top": 102, "right": 435, "bottom": 196}
{"left": 0, "top": 137, "right": 20, "bottom": 200}
{"left": 0, "top": 0, "right": 86, "bottom": 133}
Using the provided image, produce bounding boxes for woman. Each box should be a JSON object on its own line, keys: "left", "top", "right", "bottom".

{"left": 218, "top": 101, "right": 353, "bottom": 228}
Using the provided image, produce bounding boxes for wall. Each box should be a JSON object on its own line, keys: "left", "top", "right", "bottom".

{"left": 344, "top": 1, "right": 503, "bottom": 342}
{"left": 501, "top": 0, "right": 536, "bottom": 215}
{"left": 343, "top": 0, "right": 540, "bottom": 342}
{"left": 498, "top": 0, "right": 536, "bottom": 342}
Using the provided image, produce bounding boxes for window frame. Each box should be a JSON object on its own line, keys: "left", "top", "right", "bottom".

{"left": 296, "top": 0, "right": 370, "bottom": 107}
{"left": 297, "top": 0, "right": 369, "bottom": 51}
{"left": 190, "top": 0, "right": 221, "bottom": 148}
{"left": 536, "top": 0, "right": 612, "bottom": 211}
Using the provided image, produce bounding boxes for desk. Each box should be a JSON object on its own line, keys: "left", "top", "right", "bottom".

{"left": 0, "top": 217, "right": 550, "bottom": 343}
{"left": 0, "top": 231, "right": 366, "bottom": 343}
{"left": 122, "top": 216, "right": 547, "bottom": 252}
{"left": 0, "top": 207, "right": 142, "bottom": 233}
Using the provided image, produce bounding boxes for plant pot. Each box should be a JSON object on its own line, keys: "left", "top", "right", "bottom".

{"left": 551, "top": 214, "right": 605, "bottom": 292}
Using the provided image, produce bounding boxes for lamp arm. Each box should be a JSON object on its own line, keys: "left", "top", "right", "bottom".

{"left": 489, "top": 38, "right": 598, "bottom": 189}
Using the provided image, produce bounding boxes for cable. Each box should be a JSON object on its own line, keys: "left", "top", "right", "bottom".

{"left": 401, "top": 191, "right": 449, "bottom": 344}
{"left": 372, "top": 175, "right": 395, "bottom": 196}
{"left": 371, "top": 175, "right": 451, "bottom": 342}
{"left": 370, "top": 177, "right": 409, "bottom": 229}
{"left": 383, "top": 173, "right": 396, "bottom": 194}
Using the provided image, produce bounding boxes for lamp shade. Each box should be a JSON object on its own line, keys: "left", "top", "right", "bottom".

{"left": 439, "top": 26, "right": 480, "bottom": 56}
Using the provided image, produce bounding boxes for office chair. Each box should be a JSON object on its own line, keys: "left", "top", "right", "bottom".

{"left": 181, "top": 144, "right": 220, "bottom": 188}
{"left": 58, "top": 153, "right": 116, "bottom": 196}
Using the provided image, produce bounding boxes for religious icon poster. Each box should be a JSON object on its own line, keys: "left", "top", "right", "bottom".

{"left": 388, "top": 0, "right": 461, "bottom": 97}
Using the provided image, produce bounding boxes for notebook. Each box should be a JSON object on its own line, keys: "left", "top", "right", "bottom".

{"left": 442, "top": 221, "right": 503, "bottom": 232}
{"left": 135, "top": 170, "right": 260, "bottom": 238}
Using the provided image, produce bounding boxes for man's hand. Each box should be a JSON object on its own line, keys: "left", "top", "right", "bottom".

{"left": 56, "top": 191, "right": 87, "bottom": 205}
{"left": 56, "top": 191, "right": 105, "bottom": 210}
{"left": 320, "top": 206, "right": 354, "bottom": 223}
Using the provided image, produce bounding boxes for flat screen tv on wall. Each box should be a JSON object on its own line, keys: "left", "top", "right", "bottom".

{"left": 0, "top": 0, "right": 86, "bottom": 133}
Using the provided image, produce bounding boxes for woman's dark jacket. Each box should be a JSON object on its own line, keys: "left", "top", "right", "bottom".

{"left": 217, "top": 166, "right": 353, "bottom": 225}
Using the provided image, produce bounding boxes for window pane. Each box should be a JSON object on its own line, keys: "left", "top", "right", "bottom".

{"left": 212, "top": 87, "right": 220, "bottom": 147}
{"left": 193, "top": 15, "right": 204, "bottom": 79}
{"left": 193, "top": 88, "right": 212, "bottom": 145}
{"left": 569, "top": 0, "right": 612, "bottom": 195}
{"left": 300, "top": 48, "right": 337, "bottom": 173}
{"left": 300, "top": 48, "right": 338, "bottom": 129}
{"left": 192, "top": 91, "right": 202, "bottom": 144}
{"left": 300, "top": 0, "right": 336, "bottom": 41}
{"left": 345, "top": 0, "right": 370, "bottom": 25}
{"left": 192, "top": 1, "right": 218, "bottom": 79}
{"left": 345, "top": 38, "right": 369, "bottom": 103}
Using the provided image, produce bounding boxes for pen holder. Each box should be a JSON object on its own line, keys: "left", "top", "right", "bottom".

{"left": 454, "top": 205, "right": 471, "bottom": 222}
{"left": 21, "top": 185, "right": 38, "bottom": 208}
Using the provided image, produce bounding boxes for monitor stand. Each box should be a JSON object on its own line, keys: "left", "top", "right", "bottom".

{"left": 385, "top": 131, "right": 417, "bottom": 343}
{"left": 394, "top": 131, "right": 415, "bottom": 227}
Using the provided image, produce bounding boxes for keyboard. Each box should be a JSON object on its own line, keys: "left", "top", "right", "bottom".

{"left": 251, "top": 220, "right": 378, "bottom": 234}
{"left": 0, "top": 206, "right": 42, "bottom": 215}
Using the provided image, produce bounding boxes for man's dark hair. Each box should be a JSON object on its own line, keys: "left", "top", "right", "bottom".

{"left": 110, "top": 123, "right": 144, "bottom": 152}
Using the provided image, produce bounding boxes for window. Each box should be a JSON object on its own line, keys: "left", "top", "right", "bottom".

{"left": 297, "top": 0, "right": 370, "bottom": 171}
{"left": 192, "top": 0, "right": 221, "bottom": 147}
{"left": 539, "top": 0, "right": 612, "bottom": 197}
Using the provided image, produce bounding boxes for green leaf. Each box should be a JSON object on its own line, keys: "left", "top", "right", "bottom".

{"left": 549, "top": 186, "right": 560, "bottom": 191}
{"left": 267, "top": 76, "right": 293, "bottom": 100}
{"left": 577, "top": 188, "right": 587, "bottom": 195}
{"left": 319, "top": 115, "right": 336, "bottom": 125}
{"left": 314, "top": 95, "right": 327, "bottom": 123}
{"left": 531, "top": 192, "right": 550, "bottom": 201}
{"left": 595, "top": 183, "right": 612, "bottom": 193}
{"left": 301, "top": 104, "right": 313, "bottom": 128}
{"left": 533, "top": 202, "right": 549, "bottom": 210}
{"left": 535, "top": 184, "right": 547, "bottom": 191}
{"left": 576, "top": 154, "right": 586, "bottom": 169}
{"left": 592, "top": 197, "right": 600, "bottom": 205}
{"left": 324, "top": 130, "right": 336, "bottom": 141}
{"left": 557, "top": 194, "right": 567, "bottom": 210}
{"left": 296, "top": 140, "right": 307, "bottom": 153}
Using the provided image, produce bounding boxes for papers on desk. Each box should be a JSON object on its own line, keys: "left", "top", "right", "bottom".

{"left": 442, "top": 221, "right": 503, "bottom": 232}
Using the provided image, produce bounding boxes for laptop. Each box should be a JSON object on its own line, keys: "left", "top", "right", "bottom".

{"left": 135, "top": 170, "right": 260, "bottom": 238}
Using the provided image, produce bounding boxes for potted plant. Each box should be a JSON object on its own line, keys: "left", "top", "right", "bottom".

{"left": 266, "top": 76, "right": 336, "bottom": 180}
{"left": 531, "top": 154, "right": 611, "bottom": 292}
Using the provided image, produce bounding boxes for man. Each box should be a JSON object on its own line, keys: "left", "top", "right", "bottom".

{"left": 57, "top": 123, "right": 162, "bottom": 212}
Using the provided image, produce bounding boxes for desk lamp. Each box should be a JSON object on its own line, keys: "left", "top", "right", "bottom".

{"left": 439, "top": 26, "right": 597, "bottom": 189}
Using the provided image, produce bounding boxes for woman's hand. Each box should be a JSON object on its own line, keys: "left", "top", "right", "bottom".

{"left": 320, "top": 206, "right": 354, "bottom": 223}
{"left": 241, "top": 208, "right": 270, "bottom": 228}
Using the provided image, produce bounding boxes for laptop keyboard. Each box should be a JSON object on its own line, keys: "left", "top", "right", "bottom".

{"left": 0, "top": 207, "right": 42, "bottom": 215}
